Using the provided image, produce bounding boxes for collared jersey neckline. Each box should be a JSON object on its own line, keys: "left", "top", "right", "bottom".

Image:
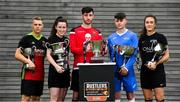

{"left": 28, "top": 32, "right": 43, "bottom": 40}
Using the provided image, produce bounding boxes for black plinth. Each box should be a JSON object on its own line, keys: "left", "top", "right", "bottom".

{"left": 77, "top": 62, "right": 115, "bottom": 101}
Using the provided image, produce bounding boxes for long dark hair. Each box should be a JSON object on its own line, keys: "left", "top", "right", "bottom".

{"left": 50, "top": 16, "right": 68, "bottom": 36}
{"left": 139, "top": 15, "right": 157, "bottom": 36}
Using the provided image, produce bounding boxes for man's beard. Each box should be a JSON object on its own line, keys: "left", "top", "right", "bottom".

{"left": 84, "top": 20, "right": 92, "bottom": 25}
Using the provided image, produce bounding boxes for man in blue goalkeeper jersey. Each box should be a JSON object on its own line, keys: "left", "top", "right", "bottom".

{"left": 108, "top": 12, "right": 138, "bottom": 102}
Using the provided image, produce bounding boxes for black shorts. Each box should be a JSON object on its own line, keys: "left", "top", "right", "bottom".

{"left": 21, "top": 80, "right": 44, "bottom": 96}
{"left": 70, "top": 70, "right": 79, "bottom": 91}
{"left": 48, "top": 67, "right": 70, "bottom": 88}
{"left": 140, "top": 66, "right": 166, "bottom": 89}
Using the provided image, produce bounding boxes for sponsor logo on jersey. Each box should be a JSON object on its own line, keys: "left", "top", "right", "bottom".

{"left": 123, "top": 37, "right": 130, "bottom": 40}
{"left": 85, "top": 33, "right": 92, "bottom": 41}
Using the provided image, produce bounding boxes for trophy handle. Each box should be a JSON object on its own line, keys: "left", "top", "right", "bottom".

{"left": 45, "top": 42, "right": 51, "bottom": 49}
{"left": 101, "top": 40, "right": 108, "bottom": 56}
{"left": 151, "top": 52, "right": 157, "bottom": 62}
{"left": 25, "top": 55, "right": 35, "bottom": 71}
{"left": 136, "top": 52, "right": 141, "bottom": 71}
{"left": 64, "top": 39, "right": 69, "bottom": 49}
{"left": 32, "top": 45, "right": 36, "bottom": 56}
{"left": 83, "top": 41, "right": 92, "bottom": 63}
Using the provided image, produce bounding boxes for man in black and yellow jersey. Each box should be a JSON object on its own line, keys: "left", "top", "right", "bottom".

{"left": 15, "top": 16, "right": 47, "bottom": 102}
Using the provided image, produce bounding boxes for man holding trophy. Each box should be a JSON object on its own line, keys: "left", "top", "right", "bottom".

{"left": 108, "top": 12, "right": 138, "bottom": 102}
{"left": 69, "top": 6, "right": 106, "bottom": 101}
{"left": 15, "top": 16, "right": 47, "bottom": 102}
{"left": 138, "top": 15, "right": 169, "bottom": 102}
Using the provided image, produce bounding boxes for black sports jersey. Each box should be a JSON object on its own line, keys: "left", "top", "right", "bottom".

{"left": 18, "top": 32, "right": 47, "bottom": 80}
{"left": 47, "top": 34, "right": 69, "bottom": 61}
{"left": 48, "top": 35, "right": 69, "bottom": 51}
{"left": 138, "top": 32, "right": 168, "bottom": 65}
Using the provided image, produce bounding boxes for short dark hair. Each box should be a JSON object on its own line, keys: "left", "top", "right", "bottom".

{"left": 114, "top": 12, "right": 126, "bottom": 20}
{"left": 81, "top": 6, "right": 94, "bottom": 14}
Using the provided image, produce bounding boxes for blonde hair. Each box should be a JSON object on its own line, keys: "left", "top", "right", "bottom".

{"left": 32, "top": 16, "right": 43, "bottom": 21}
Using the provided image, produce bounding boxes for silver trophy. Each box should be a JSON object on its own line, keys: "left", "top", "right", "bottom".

{"left": 20, "top": 46, "right": 36, "bottom": 70}
{"left": 114, "top": 45, "right": 135, "bottom": 73}
{"left": 146, "top": 43, "right": 166, "bottom": 66}
{"left": 90, "top": 40, "right": 107, "bottom": 63}
{"left": 51, "top": 39, "right": 69, "bottom": 70}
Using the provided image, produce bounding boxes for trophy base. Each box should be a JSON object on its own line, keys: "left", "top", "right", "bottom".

{"left": 90, "top": 59, "right": 104, "bottom": 63}
{"left": 57, "top": 61, "right": 69, "bottom": 71}
{"left": 145, "top": 61, "right": 154, "bottom": 66}
{"left": 90, "top": 57, "right": 104, "bottom": 63}
{"left": 25, "top": 64, "right": 35, "bottom": 71}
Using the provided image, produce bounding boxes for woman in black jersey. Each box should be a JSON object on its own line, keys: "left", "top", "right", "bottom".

{"left": 138, "top": 15, "right": 169, "bottom": 102}
{"left": 46, "top": 16, "right": 70, "bottom": 101}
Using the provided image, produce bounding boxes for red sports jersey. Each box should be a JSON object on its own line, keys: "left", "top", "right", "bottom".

{"left": 22, "top": 49, "right": 45, "bottom": 81}
{"left": 69, "top": 26, "right": 103, "bottom": 68}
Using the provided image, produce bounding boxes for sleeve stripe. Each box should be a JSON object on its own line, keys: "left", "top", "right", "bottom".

{"left": 70, "top": 31, "right": 75, "bottom": 34}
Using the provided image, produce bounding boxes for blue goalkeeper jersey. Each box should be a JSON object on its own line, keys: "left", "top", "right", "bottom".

{"left": 108, "top": 29, "right": 138, "bottom": 72}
